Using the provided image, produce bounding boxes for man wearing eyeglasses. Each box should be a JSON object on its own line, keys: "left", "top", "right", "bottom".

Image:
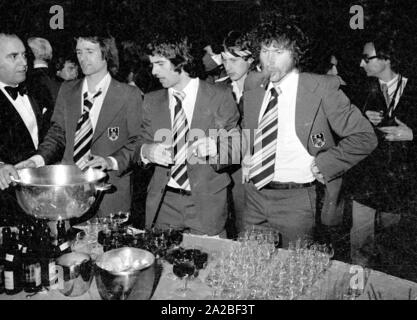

{"left": 347, "top": 33, "right": 417, "bottom": 266}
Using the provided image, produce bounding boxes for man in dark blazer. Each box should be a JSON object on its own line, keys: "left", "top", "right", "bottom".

{"left": 0, "top": 33, "right": 44, "bottom": 225}
{"left": 136, "top": 38, "right": 240, "bottom": 236}
{"left": 26, "top": 37, "right": 60, "bottom": 134}
{"left": 346, "top": 34, "right": 417, "bottom": 266}
{"left": 13, "top": 33, "right": 142, "bottom": 218}
{"left": 241, "top": 22, "right": 378, "bottom": 247}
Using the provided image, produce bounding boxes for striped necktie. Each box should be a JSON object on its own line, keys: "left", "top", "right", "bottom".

{"left": 170, "top": 90, "right": 190, "bottom": 190}
{"left": 249, "top": 87, "right": 280, "bottom": 190}
{"left": 73, "top": 90, "right": 102, "bottom": 167}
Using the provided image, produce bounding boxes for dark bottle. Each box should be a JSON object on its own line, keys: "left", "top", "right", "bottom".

{"left": 39, "top": 234, "right": 57, "bottom": 288}
{"left": 23, "top": 241, "right": 42, "bottom": 293}
{"left": 4, "top": 233, "right": 23, "bottom": 295}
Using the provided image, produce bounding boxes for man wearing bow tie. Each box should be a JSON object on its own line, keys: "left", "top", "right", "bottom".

{"left": 0, "top": 33, "right": 43, "bottom": 225}
{"left": 6, "top": 32, "right": 143, "bottom": 220}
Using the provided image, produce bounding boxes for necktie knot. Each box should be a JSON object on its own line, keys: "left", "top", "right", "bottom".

{"left": 5, "top": 84, "right": 27, "bottom": 100}
{"left": 83, "top": 90, "right": 102, "bottom": 111}
{"left": 173, "top": 90, "right": 186, "bottom": 102}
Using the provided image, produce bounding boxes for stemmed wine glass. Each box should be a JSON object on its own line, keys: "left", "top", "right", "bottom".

{"left": 173, "top": 259, "right": 198, "bottom": 297}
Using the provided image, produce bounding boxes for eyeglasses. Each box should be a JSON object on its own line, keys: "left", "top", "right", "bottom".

{"left": 361, "top": 55, "right": 379, "bottom": 63}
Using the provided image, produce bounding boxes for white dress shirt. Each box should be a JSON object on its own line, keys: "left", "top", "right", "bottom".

{"left": 0, "top": 81, "right": 39, "bottom": 149}
{"left": 258, "top": 70, "right": 315, "bottom": 183}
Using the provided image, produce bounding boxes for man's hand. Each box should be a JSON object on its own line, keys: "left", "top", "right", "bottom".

{"left": 0, "top": 163, "right": 20, "bottom": 190}
{"left": 378, "top": 118, "right": 413, "bottom": 141}
{"left": 311, "top": 159, "right": 325, "bottom": 184}
{"left": 142, "top": 143, "right": 174, "bottom": 167}
{"left": 190, "top": 137, "right": 217, "bottom": 158}
{"left": 365, "top": 110, "right": 384, "bottom": 126}
{"left": 84, "top": 155, "right": 114, "bottom": 171}
{"left": 15, "top": 159, "right": 36, "bottom": 170}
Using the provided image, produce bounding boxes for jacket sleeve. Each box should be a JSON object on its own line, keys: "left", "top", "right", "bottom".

{"left": 316, "top": 80, "right": 378, "bottom": 182}
{"left": 133, "top": 94, "right": 154, "bottom": 168}
{"left": 211, "top": 87, "right": 241, "bottom": 172}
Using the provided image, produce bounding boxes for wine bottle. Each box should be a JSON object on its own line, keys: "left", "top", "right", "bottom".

{"left": 4, "top": 233, "right": 22, "bottom": 295}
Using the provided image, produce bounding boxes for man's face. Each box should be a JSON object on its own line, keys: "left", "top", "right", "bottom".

{"left": 259, "top": 42, "right": 295, "bottom": 83}
{"left": 58, "top": 61, "right": 78, "bottom": 80}
{"left": 0, "top": 36, "right": 27, "bottom": 86}
{"left": 76, "top": 39, "right": 107, "bottom": 76}
{"left": 222, "top": 52, "right": 253, "bottom": 81}
{"left": 360, "top": 42, "right": 388, "bottom": 78}
{"left": 149, "top": 55, "right": 181, "bottom": 88}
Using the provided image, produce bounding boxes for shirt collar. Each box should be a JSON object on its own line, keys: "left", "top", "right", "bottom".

{"left": 266, "top": 69, "right": 298, "bottom": 94}
{"left": 379, "top": 74, "right": 399, "bottom": 87}
{"left": 168, "top": 78, "right": 198, "bottom": 103}
{"left": 82, "top": 72, "right": 111, "bottom": 96}
{"left": 0, "top": 80, "right": 18, "bottom": 89}
{"left": 34, "top": 62, "right": 48, "bottom": 69}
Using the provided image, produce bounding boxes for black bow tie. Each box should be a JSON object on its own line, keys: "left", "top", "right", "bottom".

{"left": 4, "top": 85, "right": 27, "bottom": 100}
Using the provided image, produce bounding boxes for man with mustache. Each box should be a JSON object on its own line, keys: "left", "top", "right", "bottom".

{"left": 240, "top": 22, "right": 378, "bottom": 247}
{"left": 0, "top": 33, "right": 44, "bottom": 225}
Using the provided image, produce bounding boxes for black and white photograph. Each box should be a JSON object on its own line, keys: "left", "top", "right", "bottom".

{"left": 1, "top": 0, "right": 417, "bottom": 307}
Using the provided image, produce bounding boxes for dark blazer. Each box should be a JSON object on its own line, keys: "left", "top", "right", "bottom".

{"left": 0, "top": 90, "right": 43, "bottom": 224}
{"left": 37, "top": 77, "right": 143, "bottom": 216}
{"left": 242, "top": 73, "right": 378, "bottom": 225}
{"left": 347, "top": 77, "right": 417, "bottom": 212}
{"left": 136, "top": 79, "right": 240, "bottom": 235}
{"left": 26, "top": 67, "right": 60, "bottom": 135}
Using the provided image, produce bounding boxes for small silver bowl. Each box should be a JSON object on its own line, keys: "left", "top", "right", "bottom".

{"left": 55, "top": 252, "right": 94, "bottom": 297}
{"left": 94, "top": 247, "right": 156, "bottom": 300}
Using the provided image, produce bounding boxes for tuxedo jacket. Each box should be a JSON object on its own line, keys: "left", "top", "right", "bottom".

{"left": 347, "top": 77, "right": 417, "bottom": 212}
{"left": 136, "top": 79, "right": 240, "bottom": 235}
{"left": 242, "top": 73, "right": 378, "bottom": 225}
{"left": 26, "top": 67, "right": 60, "bottom": 135}
{"left": 0, "top": 89, "right": 43, "bottom": 223}
{"left": 37, "top": 77, "right": 143, "bottom": 216}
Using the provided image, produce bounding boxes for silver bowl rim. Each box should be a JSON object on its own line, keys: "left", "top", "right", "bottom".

{"left": 14, "top": 165, "right": 107, "bottom": 187}
{"left": 95, "top": 247, "right": 156, "bottom": 276}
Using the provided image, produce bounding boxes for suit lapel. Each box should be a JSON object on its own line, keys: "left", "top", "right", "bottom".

{"left": 295, "top": 73, "right": 321, "bottom": 148}
{"left": 190, "top": 80, "right": 213, "bottom": 131}
{"left": 153, "top": 90, "right": 171, "bottom": 138}
{"left": 244, "top": 85, "right": 267, "bottom": 130}
{"left": 93, "top": 78, "right": 124, "bottom": 143}
{"left": 66, "top": 80, "right": 83, "bottom": 150}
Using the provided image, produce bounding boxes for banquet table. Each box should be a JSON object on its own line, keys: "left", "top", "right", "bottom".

{"left": 1, "top": 234, "right": 417, "bottom": 300}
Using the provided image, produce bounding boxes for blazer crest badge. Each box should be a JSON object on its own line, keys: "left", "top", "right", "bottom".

{"left": 311, "top": 133, "right": 326, "bottom": 148}
{"left": 108, "top": 127, "right": 119, "bottom": 141}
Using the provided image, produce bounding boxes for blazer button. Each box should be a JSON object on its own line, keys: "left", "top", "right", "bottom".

{"left": 166, "top": 171, "right": 170, "bottom": 176}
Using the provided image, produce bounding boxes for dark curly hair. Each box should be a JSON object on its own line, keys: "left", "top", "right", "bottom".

{"left": 145, "top": 37, "right": 197, "bottom": 77}
{"left": 245, "top": 21, "right": 310, "bottom": 71}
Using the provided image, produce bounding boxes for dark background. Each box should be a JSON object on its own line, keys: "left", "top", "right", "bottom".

{"left": 1, "top": 0, "right": 417, "bottom": 92}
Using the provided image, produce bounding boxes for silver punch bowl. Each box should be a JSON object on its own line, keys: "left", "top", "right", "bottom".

{"left": 95, "top": 247, "right": 156, "bottom": 300}
{"left": 12, "top": 165, "right": 111, "bottom": 220}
